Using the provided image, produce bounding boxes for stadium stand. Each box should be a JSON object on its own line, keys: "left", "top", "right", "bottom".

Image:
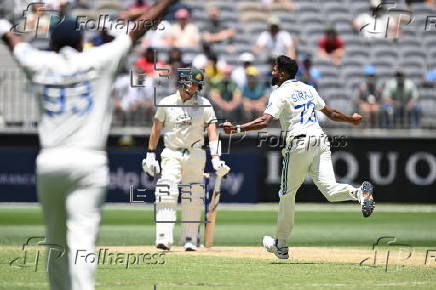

{"left": 0, "top": 0, "right": 435, "bottom": 129}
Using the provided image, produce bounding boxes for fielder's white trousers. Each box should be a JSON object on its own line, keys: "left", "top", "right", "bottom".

{"left": 276, "top": 136, "right": 358, "bottom": 241}
{"left": 37, "top": 148, "right": 107, "bottom": 290}
{"left": 155, "top": 147, "right": 206, "bottom": 246}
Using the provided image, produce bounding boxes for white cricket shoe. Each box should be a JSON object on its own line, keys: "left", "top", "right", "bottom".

{"left": 184, "top": 241, "right": 197, "bottom": 251}
{"left": 262, "top": 236, "right": 289, "bottom": 259}
{"left": 355, "top": 181, "right": 375, "bottom": 218}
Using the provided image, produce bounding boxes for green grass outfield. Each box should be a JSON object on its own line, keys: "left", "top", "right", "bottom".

{"left": 0, "top": 203, "right": 435, "bottom": 289}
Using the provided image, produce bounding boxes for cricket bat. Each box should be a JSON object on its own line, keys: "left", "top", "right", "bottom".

{"left": 204, "top": 174, "right": 222, "bottom": 248}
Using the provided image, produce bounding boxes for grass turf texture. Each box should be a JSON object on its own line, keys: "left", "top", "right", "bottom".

{"left": 0, "top": 204, "right": 435, "bottom": 289}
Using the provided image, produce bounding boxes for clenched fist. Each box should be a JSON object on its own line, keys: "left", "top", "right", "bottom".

{"left": 220, "top": 122, "right": 235, "bottom": 134}
{"left": 351, "top": 113, "right": 362, "bottom": 126}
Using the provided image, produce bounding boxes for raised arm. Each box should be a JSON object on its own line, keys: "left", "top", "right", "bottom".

{"left": 222, "top": 113, "right": 274, "bottom": 134}
{"left": 320, "top": 105, "right": 362, "bottom": 126}
{"left": 128, "top": 0, "right": 177, "bottom": 44}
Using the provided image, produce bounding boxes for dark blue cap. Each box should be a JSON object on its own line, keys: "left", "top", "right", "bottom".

{"left": 50, "top": 19, "right": 83, "bottom": 51}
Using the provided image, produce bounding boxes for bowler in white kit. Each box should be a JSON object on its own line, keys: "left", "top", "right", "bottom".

{"left": 0, "top": 0, "right": 177, "bottom": 289}
{"left": 142, "top": 67, "right": 230, "bottom": 251}
{"left": 222, "top": 55, "right": 375, "bottom": 259}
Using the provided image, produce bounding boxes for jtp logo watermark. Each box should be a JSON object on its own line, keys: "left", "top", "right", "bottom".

{"left": 9, "top": 236, "right": 65, "bottom": 272}
{"left": 359, "top": 236, "right": 436, "bottom": 272}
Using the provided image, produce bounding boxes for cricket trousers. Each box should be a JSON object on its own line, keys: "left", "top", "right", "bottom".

{"left": 36, "top": 148, "right": 108, "bottom": 290}
{"left": 155, "top": 147, "right": 206, "bottom": 246}
{"left": 276, "top": 135, "right": 358, "bottom": 241}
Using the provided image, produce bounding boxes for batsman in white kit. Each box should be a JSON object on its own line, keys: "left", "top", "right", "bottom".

{"left": 222, "top": 55, "right": 375, "bottom": 259}
{"left": 142, "top": 67, "right": 230, "bottom": 251}
{"left": 1, "top": 0, "right": 177, "bottom": 288}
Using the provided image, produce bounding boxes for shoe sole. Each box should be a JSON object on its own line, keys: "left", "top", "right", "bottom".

{"left": 361, "top": 181, "right": 375, "bottom": 218}
{"left": 156, "top": 243, "right": 170, "bottom": 250}
{"left": 185, "top": 247, "right": 197, "bottom": 251}
{"left": 265, "top": 246, "right": 289, "bottom": 259}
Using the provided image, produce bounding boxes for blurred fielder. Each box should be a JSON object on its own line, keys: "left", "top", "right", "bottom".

{"left": 222, "top": 55, "right": 375, "bottom": 259}
{"left": 0, "top": 0, "right": 177, "bottom": 289}
{"left": 142, "top": 67, "right": 230, "bottom": 251}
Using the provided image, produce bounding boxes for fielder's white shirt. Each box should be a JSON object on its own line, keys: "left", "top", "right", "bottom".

{"left": 13, "top": 34, "right": 132, "bottom": 150}
{"left": 154, "top": 91, "right": 216, "bottom": 150}
{"left": 264, "top": 79, "right": 325, "bottom": 137}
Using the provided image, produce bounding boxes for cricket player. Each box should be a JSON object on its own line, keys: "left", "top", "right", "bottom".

{"left": 0, "top": 0, "right": 177, "bottom": 289}
{"left": 222, "top": 55, "right": 375, "bottom": 259}
{"left": 142, "top": 67, "right": 230, "bottom": 251}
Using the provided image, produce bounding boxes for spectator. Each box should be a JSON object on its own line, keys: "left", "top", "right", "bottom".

{"left": 113, "top": 71, "right": 154, "bottom": 127}
{"left": 296, "top": 54, "right": 321, "bottom": 90}
{"left": 262, "top": 0, "right": 297, "bottom": 10}
{"left": 318, "top": 25, "right": 344, "bottom": 66}
{"left": 202, "top": 7, "right": 235, "bottom": 52}
{"left": 381, "top": 71, "right": 421, "bottom": 128}
{"left": 167, "top": 48, "right": 188, "bottom": 89}
{"left": 164, "top": 2, "right": 192, "bottom": 21}
{"left": 253, "top": 17, "right": 295, "bottom": 59}
{"left": 354, "top": 65, "right": 382, "bottom": 128}
{"left": 232, "top": 52, "right": 255, "bottom": 89}
{"left": 168, "top": 9, "right": 200, "bottom": 49}
{"left": 241, "top": 66, "right": 268, "bottom": 121}
{"left": 192, "top": 43, "right": 213, "bottom": 69}
{"left": 424, "top": 68, "right": 436, "bottom": 87}
{"left": 204, "top": 53, "right": 226, "bottom": 87}
{"left": 210, "top": 65, "right": 242, "bottom": 121}
{"left": 140, "top": 20, "right": 171, "bottom": 49}
{"left": 134, "top": 47, "right": 166, "bottom": 78}
{"left": 23, "top": 3, "right": 50, "bottom": 36}
{"left": 353, "top": 0, "right": 399, "bottom": 39}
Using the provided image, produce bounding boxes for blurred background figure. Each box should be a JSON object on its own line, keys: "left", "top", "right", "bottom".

{"left": 382, "top": 71, "right": 421, "bottom": 128}
{"left": 354, "top": 65, "right": 382, "bottom": 128}
{"left": 296, "top": 54, "right": 321, "bottom": 90}
{"left": 262, "top": 0, "right": 297, "bottom": 10}
{"left": 167, "top": 47, "right": 188, "bottom": 89}
{"left": 192, "top": 43, "right": 213, "bottom": 69}
{"left": 253, "top": 17, "right": 295, "bottom": 59}
{"left": 204, "top": 53, "right": 226, "bottom": 88}
{"left": 241, "top": 66, "right": 268, "bottom": 121}
{"left": 22, "top": 2, "right": 50, "bottom": 36}
{"left": 210, "top": 65, "right": 242, "bottom": 122}
{"left": 140, "top": 19, "right": 171, "bottom": 49}
{"left": 134, "top": 47, "right": 166, "bottom": 79}
{"left": 318, "top": 25, "right": 344, "bottom": 66}
{"left": 202, "top": 6, "right": 235, "bottom": 53}
{"left": 113, "top": 70, "right": 153, "bottom": 127}
{"left": 232, "top": 52, "right": 255, "bottom": 90}
{"left": 168, "top": 8, "right": 199, "bottom": 49}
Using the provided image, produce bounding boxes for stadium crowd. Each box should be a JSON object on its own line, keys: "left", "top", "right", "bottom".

{"left": 1, "top": 0, "right": 436, "bottom": 129}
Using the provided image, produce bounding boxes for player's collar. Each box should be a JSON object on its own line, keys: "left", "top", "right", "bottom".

{"left": 280, "top": 79, "right": 298, "bottom": 87}
{"left": 59, "top": 46, "right": 80, "bottom": 56}
{"left": 176, "top": 90, "right": 196, "bottom": 104}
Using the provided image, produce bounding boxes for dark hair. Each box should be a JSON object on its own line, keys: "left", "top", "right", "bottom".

{"left": 50, "top": 20, "right": 83, "bottom": 52}
{"left": 276, "top": 55, "right": 298, "bottom": 79}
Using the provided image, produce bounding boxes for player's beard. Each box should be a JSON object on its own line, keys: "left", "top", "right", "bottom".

{"left": 271, "top": 76, "right": 278, "bottom": 86}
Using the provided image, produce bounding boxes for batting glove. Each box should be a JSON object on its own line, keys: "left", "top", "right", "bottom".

{"left": 142, "top": 152, "right": 161, "bottom": 177}
{"left": 212, "top": 156, "right": 230, "bottom": 177}
{"left": 0, "top": 19, "right": 12, "bottom": 39}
